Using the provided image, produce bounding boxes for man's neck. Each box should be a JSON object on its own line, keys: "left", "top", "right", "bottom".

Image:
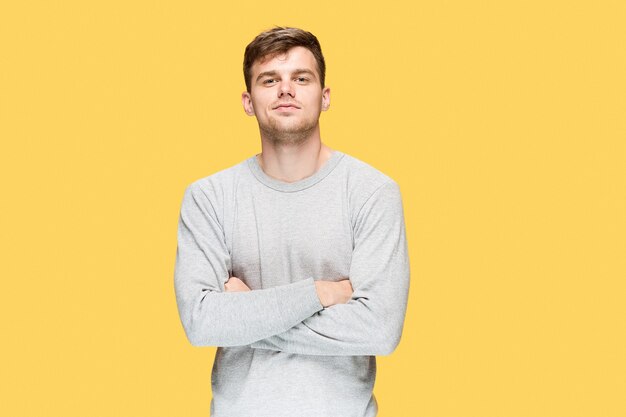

{"left": 257, "top": 136, "right": 334, "bottom": 183}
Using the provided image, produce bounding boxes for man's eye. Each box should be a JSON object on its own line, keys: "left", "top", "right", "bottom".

{"left": 263, "top": 79, "right": 277, "bottom": 84}
{"left": 295, "top": 77, "right": 308, "bottom": 82}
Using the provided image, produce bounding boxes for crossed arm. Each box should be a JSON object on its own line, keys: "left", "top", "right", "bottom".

{"left": 174, "top": 180, "right": 410, "bottom": 355}
{"left": 225, "top": 276, "right": 354, "bottom": 308}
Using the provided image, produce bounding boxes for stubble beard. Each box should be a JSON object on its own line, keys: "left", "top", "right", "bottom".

{"left": 259, "top": 115, "right": 318, "bottom": 147}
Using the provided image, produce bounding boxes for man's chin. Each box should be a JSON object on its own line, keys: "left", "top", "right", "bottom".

{"left": 261, "top": 124, "right": 317, "bottom": 145}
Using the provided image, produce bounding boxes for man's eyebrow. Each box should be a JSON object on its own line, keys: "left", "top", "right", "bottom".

{"left": 255, "top": 69, "right": 318, "bottom": 82}
{"left": 256, "top": 70, "right": 279, "bottom": 82}
{"left": 291, "top": 69, "right": 317, "bottom": 78}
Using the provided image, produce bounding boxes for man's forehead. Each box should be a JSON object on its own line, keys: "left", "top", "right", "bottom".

{"left": 253, "top": 47, "right": 317, "bottom": 71}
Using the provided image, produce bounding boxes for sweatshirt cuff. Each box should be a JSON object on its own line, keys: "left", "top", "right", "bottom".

{"left": 273, "top": 277, "right": 324, "bottom": 328}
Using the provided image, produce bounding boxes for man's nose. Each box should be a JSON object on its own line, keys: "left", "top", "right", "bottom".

{"left": 278, "top": 80, "right": 295, "bottom": 97}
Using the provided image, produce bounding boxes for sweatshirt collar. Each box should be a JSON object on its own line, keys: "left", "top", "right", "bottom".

{"left": 247, "top": 150, "right": 345, "bottom": 192}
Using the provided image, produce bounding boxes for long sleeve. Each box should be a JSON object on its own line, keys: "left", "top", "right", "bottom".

{"left": 250, "top": 181, "right": 410, "bottom": 356}
{"left": 174, "top": 182, "right": 324, "bottom": 347}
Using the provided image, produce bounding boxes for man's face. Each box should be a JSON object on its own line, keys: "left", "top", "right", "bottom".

{"left": 242, "top": 46, "right": 330, "bottom": 144}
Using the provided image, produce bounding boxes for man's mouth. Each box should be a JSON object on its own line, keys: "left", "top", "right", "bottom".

{"left": 273, "top": 103, "right": 301, "bottom": 110}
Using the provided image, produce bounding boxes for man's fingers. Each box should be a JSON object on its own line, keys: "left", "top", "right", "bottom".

{"left": 341, "top": 279, "right": 354, "bottom": 291}
{"left": 225, "top": 277, "right": 251, "bottom": 292}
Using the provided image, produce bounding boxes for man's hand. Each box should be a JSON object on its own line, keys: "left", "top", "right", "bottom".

{"left": 314, "top": 279, "right": 353, "bottom": 307}
{"left": 224, "top": 277, "right": 251, "bottom": 292}
{"left": 225, "top": 276, "right": 353, "bottom": 308}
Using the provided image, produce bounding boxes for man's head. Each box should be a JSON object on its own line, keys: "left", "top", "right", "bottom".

{"left": 241, "top": 27, "right": 330, "bottom": 146}
{"left": 243, "top": 27, "right": 326, "bottom": 93}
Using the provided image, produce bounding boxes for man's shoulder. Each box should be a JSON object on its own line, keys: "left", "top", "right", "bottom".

{"left": 339, "top": 151, "right": 398, "bottom": 195}
{"left": 186, "top": 156, "right": 250, "bottom": 191}
{"left": 338, "top": 152, "right": 401, "bottom": 218}
{"left": 181, "top": 156, "right": 253, "bottom": 211}
{"left": 341, "top": 152, "right": 394, "bottom": 182}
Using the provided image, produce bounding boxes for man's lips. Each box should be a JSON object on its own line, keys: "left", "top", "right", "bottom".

{"left": 273, "top": 103, "right": 301, "bottom": 110}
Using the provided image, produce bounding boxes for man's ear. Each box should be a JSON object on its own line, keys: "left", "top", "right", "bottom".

{"left": 242, "top": 91, "right": 255, "bottom": 116}
{"left": 321, "top": 86, "right": 331, "bottom": 111}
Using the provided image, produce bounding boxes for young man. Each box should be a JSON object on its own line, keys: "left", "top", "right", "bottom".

{"left": 174, "top": 27, "right": 410, "bottom": 417}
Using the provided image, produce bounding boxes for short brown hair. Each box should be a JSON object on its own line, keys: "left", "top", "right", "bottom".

{"left": 243, "top": 26, "right": 326, "bottom": 93}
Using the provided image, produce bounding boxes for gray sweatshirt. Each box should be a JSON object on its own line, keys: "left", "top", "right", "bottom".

{"left": 174, "top": 150, "right": 410, "bottom": 417}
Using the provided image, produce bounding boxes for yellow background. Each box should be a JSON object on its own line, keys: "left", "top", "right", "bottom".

{"left": 1, "top": 1, "right": 624, "bottom": 416}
